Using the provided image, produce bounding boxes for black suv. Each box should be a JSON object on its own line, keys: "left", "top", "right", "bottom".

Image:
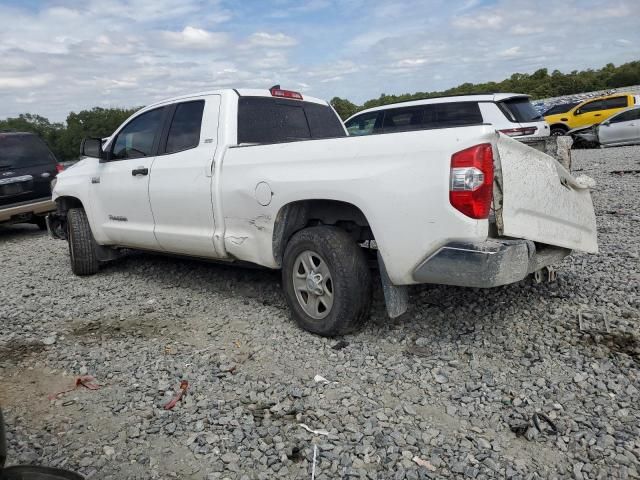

{"left": 0, "top": 132, "right": 62, "bottom": 229}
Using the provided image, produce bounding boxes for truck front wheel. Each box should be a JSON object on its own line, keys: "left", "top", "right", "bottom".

{"left": 67, "top": 208, "right": 99, "bottom": 276}
{"left": 282, "top": 226, "right": 372, "bottom": 336}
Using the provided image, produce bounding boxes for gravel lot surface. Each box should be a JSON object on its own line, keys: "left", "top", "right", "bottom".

{"left": 1, "top": 147, "right": 639, "bottom": 480}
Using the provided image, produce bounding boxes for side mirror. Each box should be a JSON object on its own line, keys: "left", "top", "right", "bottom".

{"left": 80, "top": 137, "right": 105, "bottom": 161}
{"left": 602, "top": 121, "right": 610, "bottom": 127}
{"left": 574, "top": 110, "right": 581, "bottom": 116}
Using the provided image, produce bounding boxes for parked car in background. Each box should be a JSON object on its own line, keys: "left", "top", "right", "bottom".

{"left": 571, "top": 106, "right": 640, "bottom": 148}
{"left": 542, "top": 102, "right": 580, "bottom": 116}
{"left": 0, "top": 132, "right": 62, "bottom": 229}
{"left": 344, "top": 93, "right": 550, "bottom": 139}
{"left": 545, "top": 93, "right": 639, "bottom": 136}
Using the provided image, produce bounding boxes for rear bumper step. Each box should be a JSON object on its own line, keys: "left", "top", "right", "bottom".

{"left": 413, "top": 239, "right": 569, "bottom": 288}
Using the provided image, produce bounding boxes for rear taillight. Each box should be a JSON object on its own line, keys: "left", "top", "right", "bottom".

{"left": 449, "top": 143, "right": 494, "bottom": 219}
{"left": 498, "top": 127, "right": 537, "bottom": 137}
{"left": 55, "top": 163, "right": 64, "bottom": 173}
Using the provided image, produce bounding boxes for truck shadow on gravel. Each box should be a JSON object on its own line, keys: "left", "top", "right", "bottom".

{"left": 0, "top": 224, "right": 45, "bottom": 241}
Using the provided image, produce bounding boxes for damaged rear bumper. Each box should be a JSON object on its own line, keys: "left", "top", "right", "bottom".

{"left": 413, "top": 239, "right": 569, "bottom": 288}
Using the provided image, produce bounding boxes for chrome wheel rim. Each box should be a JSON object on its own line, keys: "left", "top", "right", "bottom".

{"left": 293, "top": 250, "right": 334, "bottom": 320}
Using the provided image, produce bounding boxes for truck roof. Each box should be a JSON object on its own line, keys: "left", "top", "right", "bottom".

{"left": 145, "top": 88, "right": 328, "bottom": 110}
{"left": 350, "top": 93, "right": 531, "bottom": 117}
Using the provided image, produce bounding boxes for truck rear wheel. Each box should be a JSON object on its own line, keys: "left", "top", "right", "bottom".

{"left": 67, "top": 208, "right": 99, "bottom": 276}
{"left": 282, "top": 226, "right": 371, "bottom": 336}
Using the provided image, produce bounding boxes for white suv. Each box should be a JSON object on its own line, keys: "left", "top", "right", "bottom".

{"left": 345, "top": 93, "right": 550, "bottom": 139}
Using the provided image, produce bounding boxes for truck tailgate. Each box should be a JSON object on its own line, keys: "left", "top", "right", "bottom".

{"left": 494, "top": 134, "right": 598, "bottom": 254}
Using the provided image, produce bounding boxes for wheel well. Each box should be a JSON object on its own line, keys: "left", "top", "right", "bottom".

{"left": 55, "top": 196, "right": 84, "bottom": 214}
{"left": 550, "top": 123, "right": 569, "bottom": 132}
{"left": 272, "top": 200, "right": 373, "bottom": 266}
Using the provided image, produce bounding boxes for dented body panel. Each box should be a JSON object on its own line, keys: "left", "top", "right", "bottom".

{"left": 494, "top": 135, "right": 598, "bottom": 254}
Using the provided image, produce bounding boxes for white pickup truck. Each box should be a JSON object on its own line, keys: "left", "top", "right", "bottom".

{"left": 48, "top": 87, "right": 598, "bottom": 336}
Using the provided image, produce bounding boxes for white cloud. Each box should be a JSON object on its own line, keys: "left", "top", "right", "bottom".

{"left": 0, "top": 74, "right": 53, "bottom": 90}
{"left": 162, "top": 26, "right": 228, "bottom": 50}
{"left": 498, "top": 46, "right": 522, "bottom": 58}
{"left": 246, "top": 32, "right": 297, "bottom": 48}
{"left": 510, "top": 24, "right": 544, "bottom": 35}
{"left": 452, "top": 12, "right": 503, "bottom": 29}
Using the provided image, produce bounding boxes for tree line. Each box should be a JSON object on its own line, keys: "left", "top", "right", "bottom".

{"left": 330, "top": 60, "right": 640, "bottom": 119}
{"left": 0, "top": 107, "right": 139, "bottom": 162}
{"left": 1, "top": 60, "right": 639, "bottom": 160}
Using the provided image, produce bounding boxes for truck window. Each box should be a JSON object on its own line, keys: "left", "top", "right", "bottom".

{"left": 165, "top": 101, "right": 204, "bottom": 154}
{"left": 0, "top": 134, "right": 56, "bottom": 168}
{"left": 237, "top": 97, "right": 346, "bottom": 144}
{"left": 111, "top": 107, "right": 165, "bottom": 160}
{"left": 304, "top": 103, "right": 347, "bottom": 138}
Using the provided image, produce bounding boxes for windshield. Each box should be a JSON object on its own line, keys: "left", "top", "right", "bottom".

{"left": 0, "top": 134, "right": 56, "bottom": 168}
{"left": 500, "top": 98, "right": 543, "bottom": 123}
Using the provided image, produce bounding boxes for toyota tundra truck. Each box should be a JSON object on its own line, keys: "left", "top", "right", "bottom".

{"left": 48, "top": 87, "right": 598, "bottom": 336}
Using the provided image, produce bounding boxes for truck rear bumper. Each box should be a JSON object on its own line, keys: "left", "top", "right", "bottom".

{"left": 413, "top": 239, "right": 569, "bottom": 288}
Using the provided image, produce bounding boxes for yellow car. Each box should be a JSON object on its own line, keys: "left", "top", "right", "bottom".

{"left": 545, "top": 93, "right": 639, "bottom": 136}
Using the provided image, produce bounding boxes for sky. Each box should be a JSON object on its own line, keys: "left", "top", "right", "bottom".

{"left": 0, "top": 0, "right": 639, "bottom": 121}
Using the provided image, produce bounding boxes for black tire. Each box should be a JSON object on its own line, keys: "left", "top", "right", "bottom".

{"left": 33, "top": 216, "right": 47, "bottom": 230}
{"left": 67, "top": 208, "right": 99, "bottom": 276}
{"left": 282, "top": 226, "right": 372, "bottom": 336}
{"left": 550, "top": 126, "right": 567, "bottom": 136}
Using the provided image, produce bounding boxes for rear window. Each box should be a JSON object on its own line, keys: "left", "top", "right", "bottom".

{"left": 498, "top": 98, "right": 543, "bottom": 123}
{"left": 237, "top": 97, "right": 346, "bottom": 144}
{"left": 0, "top": 134, "right": 56, "bottom": 168}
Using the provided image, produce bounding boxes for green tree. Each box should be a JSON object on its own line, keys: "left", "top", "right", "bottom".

{"left": 57, "top": 107, "right": 139, "bottom": 160}
{"left": 330, "top": 97, "right": 358, "bottom": 120}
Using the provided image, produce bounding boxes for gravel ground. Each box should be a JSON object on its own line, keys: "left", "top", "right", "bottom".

{"left": 1, "top": 146, "right": 639, "bottom": 480}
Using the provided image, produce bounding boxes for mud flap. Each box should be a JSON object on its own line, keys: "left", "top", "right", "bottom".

{"left": 378, "top": 251, "right": 408, "bottom": 318}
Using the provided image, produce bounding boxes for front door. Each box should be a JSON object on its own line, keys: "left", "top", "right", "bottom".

{"left": 90, "top": 106, "right": 166, "bottom": 249}
{"left": 148, "top": 95, "right": 221, "bottom": 258}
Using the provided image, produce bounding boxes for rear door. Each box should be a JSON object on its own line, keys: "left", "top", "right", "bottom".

{"left": 0, "top": 134, "right": 57, "bottom": 207}
{"left": 90, "top": 106, "right": 166, "bottom": 249}
{"left": 148, "top": 96, "right": 221, "bottom": 257}
{"left": 599, "top": 108, "right": 640, "bottom": 145}
{"left": 494, "top": 135, "right": 598, "bottom": 253}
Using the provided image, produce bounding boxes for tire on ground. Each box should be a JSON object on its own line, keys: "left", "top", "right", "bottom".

{"left": 282, "top": 226, "right": 372, "bottom": 336}
{"left": 67, "top": 208, "right": 99, "bottom": 276}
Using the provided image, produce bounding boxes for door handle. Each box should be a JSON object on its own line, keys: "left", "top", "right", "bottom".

{"left": 131, "top": 167, "right": 148, "bottom": 176}
{"left": 594, "top": 114, "right": 601, "bottom": 117}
